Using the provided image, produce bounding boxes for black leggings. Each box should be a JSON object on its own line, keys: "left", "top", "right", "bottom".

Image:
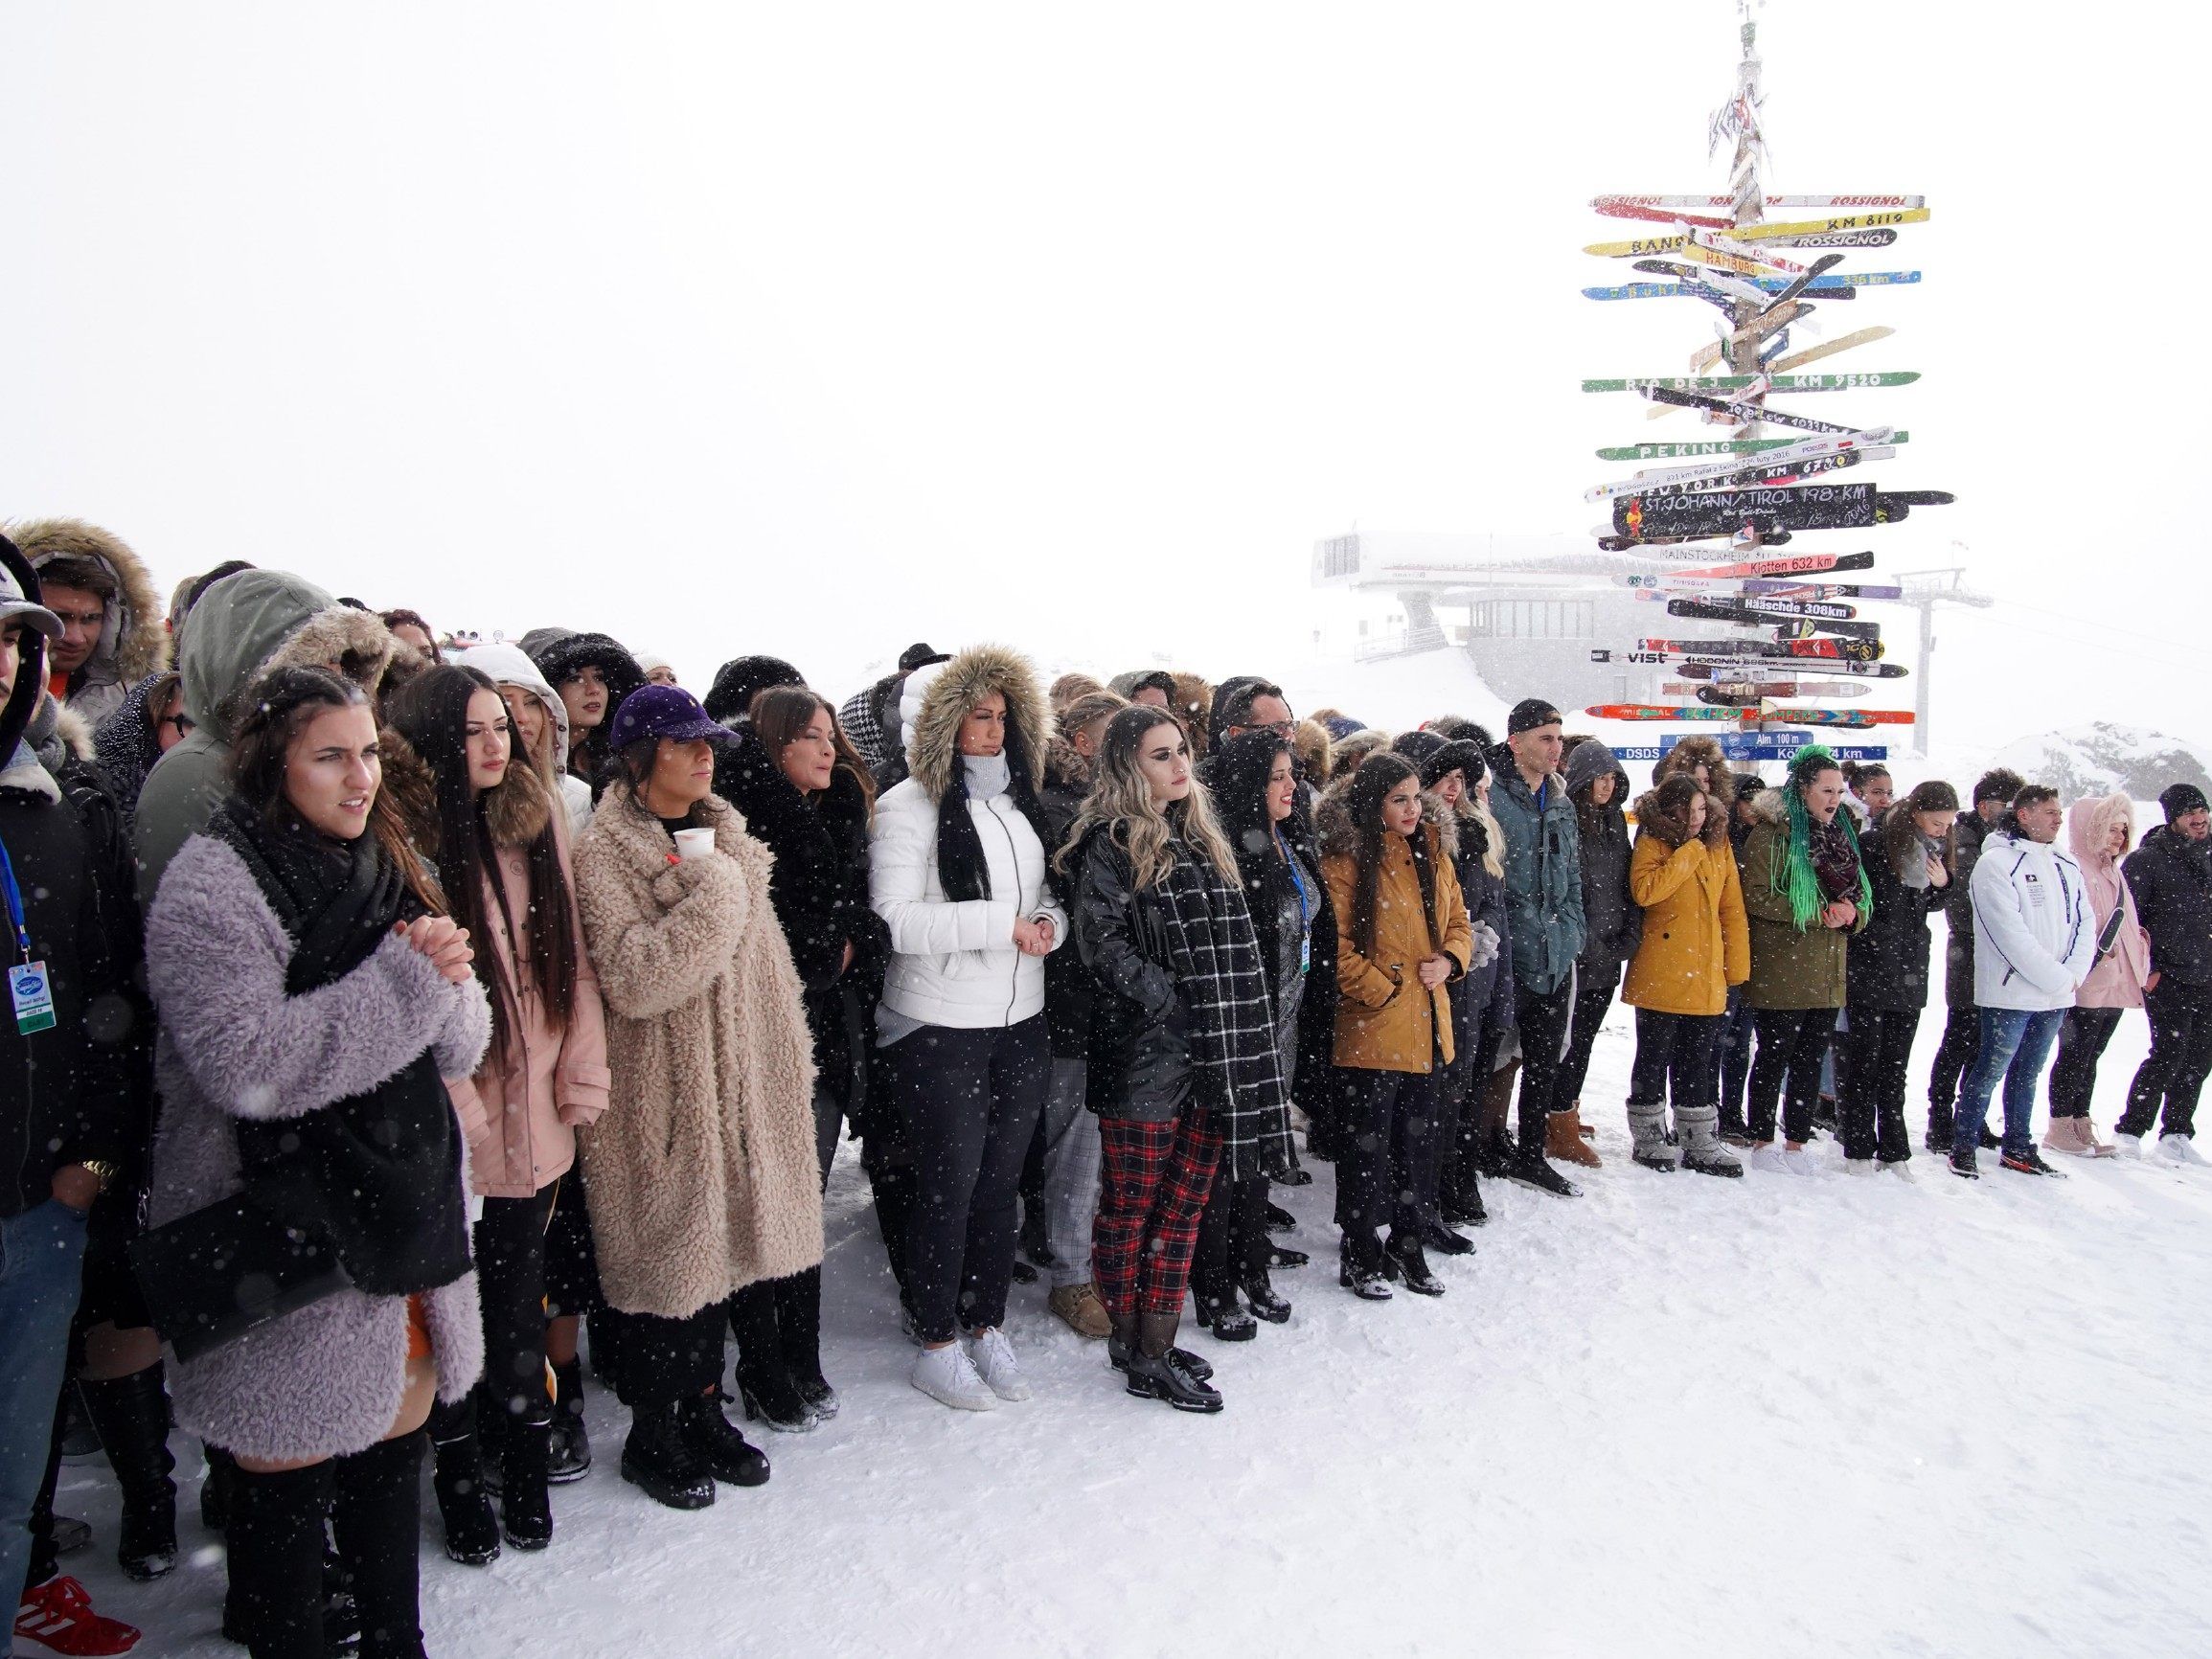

{"left": 1192, "top": 1174, "right": 1270, "bottom": 1303}
{"left": 1512, "top": 979, "right": 1576, "bottom": 1146}
{"left": 1334, "top": 1064, "right": 1440, "bottom": 1257}
{"left": 2047, "top": 1007, "right": 2123, "bottom": 1119}
{"left": 1554, "top": 965, "right": 1620, "bottom": 1115}
{"left": 1927, "top": 1005, "right": 1979, "bottom": 1112}
{"left": 475, "top": 1180, "right": 559, "bottom": 1426}
{"left": 1749, "top": 1006, "right": 1838, "bottom": 1143}
{"left": 1630, "top": 1009, "right": 1720, "bottom": 1111}
{"left": 1840, "top": 1006, "right": 1920, "bottom": 1162}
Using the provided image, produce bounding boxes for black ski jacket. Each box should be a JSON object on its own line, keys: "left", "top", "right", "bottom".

{"left": 2124, "top": 826, "right": 2212, "bottom": 989}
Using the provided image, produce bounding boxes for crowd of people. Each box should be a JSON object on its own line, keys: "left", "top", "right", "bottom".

{"left": 2, "top": 518, "right": 2206, "bottom": 1657}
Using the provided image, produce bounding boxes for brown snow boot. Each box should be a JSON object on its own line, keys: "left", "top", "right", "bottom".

{"left": 1547, "top": 1106, "right": 1602, "bottom": 1169}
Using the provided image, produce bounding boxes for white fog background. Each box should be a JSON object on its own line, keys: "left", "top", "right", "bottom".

{"left": 4, "top": 3, "right": 2202, "bottom": 749}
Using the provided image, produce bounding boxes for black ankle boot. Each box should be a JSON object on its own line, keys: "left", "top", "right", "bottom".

{"left": 1338, "top": 1236, "right": 1392, "bottom": 1301}
{"left": 1419, "top": 1216, "right": 1474, "bottom": 1257}
{"left": 547, "top": 1358, "right": 591, "bottom": 1483}
{"left": 677, "top": 1391, "right": 770, "bottom": 1488}
{"left": 620, "top": 1402, "right": 715, "bottom": 1511}
{"left": 775, "top": 1267, "right": 838, "bottom": 1420}
{"left": 79, "top": 1367, "right": 177, "bottom": 1580}
{"left": 499, "top": 1419, "right": 553, "bottom": 1552}
{"left": 1125, "top": 1311, "right": 1223, "bottom": 1413}
{"left": 1439, "top": 1168, "right": 1489, "bottom": 1226}
{"left": 332, "top": 1432, "right": 428, "bottom": 1659}
{"left": 223, "top": 1460, "right": 332, "bottom": 1654}
{"left": 731, "top": 1281, "right": 818, "bottom": 1433}
{"left": 1383, "top": 1232, "right": 1447, "bottom": 1296}
{"left": 427, "top": 1401, "right": 500, "bottom": 1566}
{"left": 1239, "top": 1270, "right": 1291, "bottom": 1323}
{"left": 1193, "top": 1285, "right": 1257, "bottom": 1341}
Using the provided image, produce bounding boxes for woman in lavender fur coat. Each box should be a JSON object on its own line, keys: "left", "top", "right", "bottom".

{"left": 145, "top": 666, "right": 491, "bottom": 1659}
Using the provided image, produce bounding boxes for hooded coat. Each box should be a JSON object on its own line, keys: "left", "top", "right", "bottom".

{"left": 1564, "top": 739, "right": 1641, "bottom": 979}
{"left": 1737, "top": 788, "right": 1866, "bottom": 1011}
{"left": 1845, "top": 822, "right": 1946, "bottom": 1013}
{"left": 870, "top": 646, "right": 1068, "bottom": 1031}
{"left": 91, "top": 672, "right": 174, "bottom": 836}
{"left": 2068, "top": 795, "right": 2151, "bottom": 1010}
{"left": 1486, "top": 744, "right": 1586, "bottom": 995}
{"left": 524, "top": 631, "right": 645, "bottom": 797}
{"left": 142, "top": 830, "right": 491, "bottom": 1465}
{"left": 713, "top": 724, "right": 886, "bottom": 1119}
{"left": 2122, "top": 823, "right": 2212, "bottom": 990}
{"left": 133, "top": 570, "right": 396, "bottom": 908}
{"left": 7, "top": 517, "right": 171, "bottom": 727}
{"left": 1623, "top": 797, "right": 1749, "bottom": 1018}
{"left": 1315, "top": 787, "right": 1474, "bottom": 1074}
{"left": 572, "top": 782, "right": 823, "bottom": 1320}
{"left": 1944, "top": 808, "right": 1995, "bottom": 1008}
{"left": 449, "top": 641, "right": 595, "bottom": 838}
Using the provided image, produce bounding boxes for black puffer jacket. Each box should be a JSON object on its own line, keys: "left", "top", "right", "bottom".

{"left": 1072, "top": 824, "right": 1192, "bottom": 1124}
{"left": 712, "top": 728, "right": 887, "bottom": 1118}
{"left": 2125, "top": 825, "right": 2212, "bottom": 989}
{"left": 1944, "top": 809, "right": 1993, "bottom": 1008}
{"left": 1039, "top": 741, "right": 1096, "bottom": 1060}
{"left": 1848, "top": 832, "right": 1945, "bottom": 1012}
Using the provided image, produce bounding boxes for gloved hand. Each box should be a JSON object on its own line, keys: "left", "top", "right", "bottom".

{"left": 1466, "top": 922, "right": 1500, "bottom": 971}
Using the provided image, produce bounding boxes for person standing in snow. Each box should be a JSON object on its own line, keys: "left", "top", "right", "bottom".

{"left": 1189, "top": 729, "right": 1328, "bottom": 1337}
{"left": 379, "top": 665, "right": 610, "bottom": 1561}
{"left": 5, "top": 518, "right": 171, "bottom": 728}
{"left": 1737, "top": 746, "right": 1870, "bottom": 1172}
{"left": 1839, "top": 783, "right": 1957, "bottom": 1174}
{"left": 1318, "top": 753, "right": 1474, "bottom": 1299}
{"left": 1484, "top": 700, "right": 1586, "bottom": 1197}
{"left": 869, "top": 646, "right": 1065, "bottom": 1411}
{"left": 1926, "top": 767, "right": 2024, "bottom": 1151}
{"left": 145, "top": 665, "right": 491, "bottom": 1658}
{"left": 713, "top": 686, "right": 885, "bottom": 1429}
{"left": 1065, "top": 707, "right": 1291, "bottom": 1407}
{"left": 1551, "top": 738, "right": 1638, "bottom": 1170}
{"left": 1422, "top": 740, "right": 1512, "bottom": 1227}
{"left": 2112, "top": 784, "right": 2212, "bottom": 1163}
{"left": 1621, "top": 774, "right": 1748, "bottom": 1177}
{"left": 570, "top": 686, "right": 821, "bottom": 1509}
{"left": 2043, "top": 793, "right": 2148, "bottom": 1158}
{"left": 1033, "top": 689, "right": 1128, "bottom": 1340}
{"left": 1950, "top": 784, "right": 2092, "bottom": 1179}
{"left": 451, "top": 640, "right": 596, "bottom": 840}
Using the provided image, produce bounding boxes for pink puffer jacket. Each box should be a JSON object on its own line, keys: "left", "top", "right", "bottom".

{"left": 2068, "top": 794, "right": 2151, "bottom": 1010}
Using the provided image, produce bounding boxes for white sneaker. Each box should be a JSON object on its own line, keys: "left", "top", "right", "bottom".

{"left": 2115, "top": 1133, "right": 2147, "bottom": 1159}
{"left": 2156, "top": 1135, "right": 2208, "bottom": 1167}
{"left": 1881, "top": 1159, "right": 1917, "bottom": 1183}
{"left": 911, "top": 1342, "right": 997, "bottom": 1411}
{"left": 1843, "top": 1159, "right": 1877, "bottom": 1178}
{"left": 1781, "top": 1147, "right": 1819, "bottom": 1177}
{"left": 966, "top": 1327, "right": 1032, "bottom": 1402}
{"left": 1751, "top": 1142, "right": 1788, "bottom": 1173}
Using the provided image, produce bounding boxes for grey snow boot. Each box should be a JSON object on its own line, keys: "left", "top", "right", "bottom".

{"left": 1675, "top": 1104, "right": 1744, "bottom": 1178}
{"left": 1627, "top": 1098, "right": 1678, "bottom": 1171}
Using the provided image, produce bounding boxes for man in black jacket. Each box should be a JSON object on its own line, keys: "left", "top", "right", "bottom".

{"left": 0, "top": 543, "right": 143, "bottom": 1647}
{"left": 1925, "top": 767, "right": 2023, "bottom": 1149}
{"left": 2115, "top": 784, "right": 2212, "bottom": 1161}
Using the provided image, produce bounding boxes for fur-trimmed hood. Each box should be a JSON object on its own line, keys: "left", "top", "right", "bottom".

{"left": 1745, "top": 785, "right": 1790, "bottom": 828}
{"left": 451, "top": 640, "right": 575, "bottom": 776}
{"left": 6, "top": 516, "right": 171, "bottom": 695}
{"left": 176, "top": 569, "right": 396, "bottom": 742}
{"left": 1653, "top": 735, "right": 1738, "bottom": 812}
{"left": 899, "top": 643, "right": 1050, "bottom": 804}
{"left": 1313, "top": 773, "right": 1456, "bottom": 862}
{"left": 1043, "top": 733, "right": 1094, "bottom": 795}
{"left": 525, "top": 631, "right": 644, "bottom": 720}
{"left": 376, "top": 726, "right": 554, "bottom": 863}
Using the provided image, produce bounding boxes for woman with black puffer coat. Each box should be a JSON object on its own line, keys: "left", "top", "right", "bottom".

{"left": 1420, "top": 739, "right": 1513, "bottom": 1230}
{"left": 1552, "top": 738, "right": 1640, "bottom": 1169}
{"left": 712, "top": 685, "right": 887, "bottom": 1430}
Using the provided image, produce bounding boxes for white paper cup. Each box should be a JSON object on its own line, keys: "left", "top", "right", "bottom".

{"left": 673, "top": 828, "right": 717, "bottom": 862}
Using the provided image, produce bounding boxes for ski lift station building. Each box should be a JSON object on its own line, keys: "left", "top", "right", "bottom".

{"left": 1311, "top": 531, "right": 1658, "bottom": 710}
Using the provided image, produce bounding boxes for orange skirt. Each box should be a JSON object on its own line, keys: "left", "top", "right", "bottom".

{"left": 404, "top": 1294, "right": 434, "bottom": 1361}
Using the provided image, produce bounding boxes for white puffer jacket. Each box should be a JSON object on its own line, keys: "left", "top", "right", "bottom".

{"left": 871, "top": 776, "right": 1067, "bottom": 1028}
{"left": 1971, "top": 829, "right": 2094, "bottom": 1011}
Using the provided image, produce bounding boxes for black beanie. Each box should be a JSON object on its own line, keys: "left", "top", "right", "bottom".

{"left": 1420, "top": 739, "right": 1488, "bottom": 791}
{"left": 1508, "top": 698, "right": 1562, "bottom": 736}
{"left": 2160, "top": 783, "right": 2210, "bottom": 822}
{"left": 899, "top": 642, "right": 950, "bottom": 673}
{"left": 704, "top": 654, "right": 805, "bottom": 724}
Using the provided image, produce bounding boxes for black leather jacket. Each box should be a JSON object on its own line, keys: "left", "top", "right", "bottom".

{"left": 1072, "top": 825, "right": 1193, "bottom": 1124}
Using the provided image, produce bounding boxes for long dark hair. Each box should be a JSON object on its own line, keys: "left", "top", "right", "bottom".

{"left": 1879, "top": 780, "right": 1960, "bottom": 880}
{"left": 228, "top": 665, "right": 442, "bottom": 911}
{"left": 1632, "top": 774, "right": 1720, "bottom": 852}
{"left": 751, "top": 686, "right": 876, "bottom": 822}
{"left": 384, "top": 665, "right": 580, "bottom": 1067}
{"left": 1211, "top": 730, "right": 1315, "bottom": 875}
{"left": 1344, "top": 752, "right": 1440, "bottom": 961}
{"left": 935, "top": 705, "right": 1057, "bottom": 905}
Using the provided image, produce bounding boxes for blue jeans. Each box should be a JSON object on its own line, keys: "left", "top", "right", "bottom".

{"left": 1955, "top": 1009, "right": 2064, "bottom": 1156}
{"left": 1, "top": 1200, "right": 88, "bottom": 1601}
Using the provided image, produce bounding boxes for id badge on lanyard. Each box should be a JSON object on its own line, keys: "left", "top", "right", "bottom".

{"left": 0, "top": 838, "right": 54, "bottom": 1034}
{"left": 1285, "top": 835, "right": 1312, "bottom": 975}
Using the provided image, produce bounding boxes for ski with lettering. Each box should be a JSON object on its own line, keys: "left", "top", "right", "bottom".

{"left": 1690, "top": 681, "right": 1872, "bottom": 705}
{"left": 1585, "top": 371, "right": 1920, "bottom": 395}
{"left": 1666, "top": 595, "right": 1858, "bottom": 623}
{"left": 1590, "top": 193, "right": 1925, "bottom": 227}
{"left": 1665, "top": 550, "right": 1877, "bottom": 579}
{"left": 1581, "top": 270, "right": 1917, "bottom": 301}
{"left": 1584, "top": 209, "right": 1931, "bottom": 257}
{"left": 1640, "top": 387, "right": 1885, "bottom": 434}
{"left": 1637, "top": 636, "right": 1886, "bottom": 662}
{"left": 1585, "top": 429, "right": 1896, "bottom": 502}
{"left": 1753, "top": 227, "right": 1901, "bottom": 250}
{"left": 1630, "top": 447, "right": 1892, "bottom": 500}
{"left": 1672, "top": 655, "right": 1905, "bottom": 679}
{"left": 1595, "top": 435, "right": 1906, "bottom": 463}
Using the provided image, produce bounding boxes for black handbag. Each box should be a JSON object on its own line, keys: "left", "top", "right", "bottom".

{"left": 128, "top": 1189, "right": 353, "bottom": 1364}
{"left": 2096, "top": 906, "right": 2127, "bottom": 961}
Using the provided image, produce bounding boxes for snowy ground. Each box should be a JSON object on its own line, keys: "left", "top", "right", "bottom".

{"left": 61, "top": 915, "right": 2212, "bottom": 1659}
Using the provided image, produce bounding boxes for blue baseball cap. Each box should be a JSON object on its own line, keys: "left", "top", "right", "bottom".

{"left": 605, "top": 684, "right": 736, "bottom": 751}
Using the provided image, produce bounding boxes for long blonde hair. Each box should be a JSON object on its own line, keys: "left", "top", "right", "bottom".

{"left": 1056, "top": 706, "right": 1240, "bottom": 890}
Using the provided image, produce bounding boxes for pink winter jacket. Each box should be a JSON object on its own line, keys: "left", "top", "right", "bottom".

{"left": 2069, "top": 794, "right": 2152, "bottom": 1011}
{"left": 449, "top": 823, "right": 613, "bottom": 1198}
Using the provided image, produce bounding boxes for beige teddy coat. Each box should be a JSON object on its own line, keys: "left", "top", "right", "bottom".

{"left": 571, "top": 782, "right": 823, "bottom": 1321}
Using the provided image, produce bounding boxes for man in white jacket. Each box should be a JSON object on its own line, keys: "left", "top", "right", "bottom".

{"left": 1954, "top": 785, "right": 2094, "bottom": 1178}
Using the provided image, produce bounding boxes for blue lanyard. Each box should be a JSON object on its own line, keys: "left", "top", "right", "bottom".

{"left": 0, "top": 837, "right": 31, "bottom": 963}
{"left": 1280, "top": 830, "right": 1312, "bottom": 943}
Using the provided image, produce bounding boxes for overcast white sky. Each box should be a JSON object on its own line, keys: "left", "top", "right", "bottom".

{"left": 3, "top": 3, "right": 2203, "bottom": 746}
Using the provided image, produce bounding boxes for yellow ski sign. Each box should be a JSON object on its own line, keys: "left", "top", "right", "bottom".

{"left": 1585, "top": 209, "right": 1930, "bottom": 259}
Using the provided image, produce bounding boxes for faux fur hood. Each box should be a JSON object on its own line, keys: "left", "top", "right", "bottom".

{"left": 451, "top": 640, "right": 574, "bottom": 775}
{"left": 1745, "top": 785, "right": 1790, "bottom": 828}
{"left": 1653, "top": 735, "right": 1738, "bottom": 811}
{"left": 178, "top": 569, "right": 396, "bottom": 742}
{"left": 7, "top": 516, "right": 171, "bottom": 691}
{"left": 900, "top": 643, "right": 1050, "bottom": 804}
{"left": 376, "top": 727, "right": 554, "bottom": 863}
{"left": 1313, "top": 774, "right": 1456, "bottom": 862}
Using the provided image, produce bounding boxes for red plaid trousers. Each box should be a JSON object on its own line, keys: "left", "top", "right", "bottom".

{"left": 1092, "top": 1105, "right": 1222, "bottom": 1317}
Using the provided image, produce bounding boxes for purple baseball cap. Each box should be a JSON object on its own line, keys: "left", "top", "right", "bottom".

{"left": 605, "top": 684, "right": 737, "bottom": 750}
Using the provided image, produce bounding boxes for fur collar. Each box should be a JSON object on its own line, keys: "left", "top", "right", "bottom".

{"left": 8, "top": 516, "right": 172, "bottom": 688}
{"left": 1314, "top": 775, "right": 1452, "bottom": 862}
{"left": 378, "top": 729, "right": 553, "bottom": 861}
{"left": 901, "top": 644, "right": 1050, "bottom": 804}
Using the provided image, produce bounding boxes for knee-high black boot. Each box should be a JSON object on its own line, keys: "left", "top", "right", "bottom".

{"left": 332, "top": 1432, "right": 428, "bottom": 1659}
{"left": 425, "top": 1397, "right": 499, "bottom": 1566}
{"left": 223, "top": 1460, "right": 332, "bottom": 1658}
{"left": 78, "top": 1365, "right": 178, "bottom": 1580}
{"left": 728, "top": 1281, "right": 813, "bottom": 1432}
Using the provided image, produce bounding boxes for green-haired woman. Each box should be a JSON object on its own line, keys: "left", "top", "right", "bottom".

{"left": 1735, "top": 746, "right": 1872, "bottom": 1170}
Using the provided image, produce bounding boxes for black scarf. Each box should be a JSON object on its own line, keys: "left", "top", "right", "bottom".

{"left": 208, "top": 796, "right": 472, "bottom": 1298}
